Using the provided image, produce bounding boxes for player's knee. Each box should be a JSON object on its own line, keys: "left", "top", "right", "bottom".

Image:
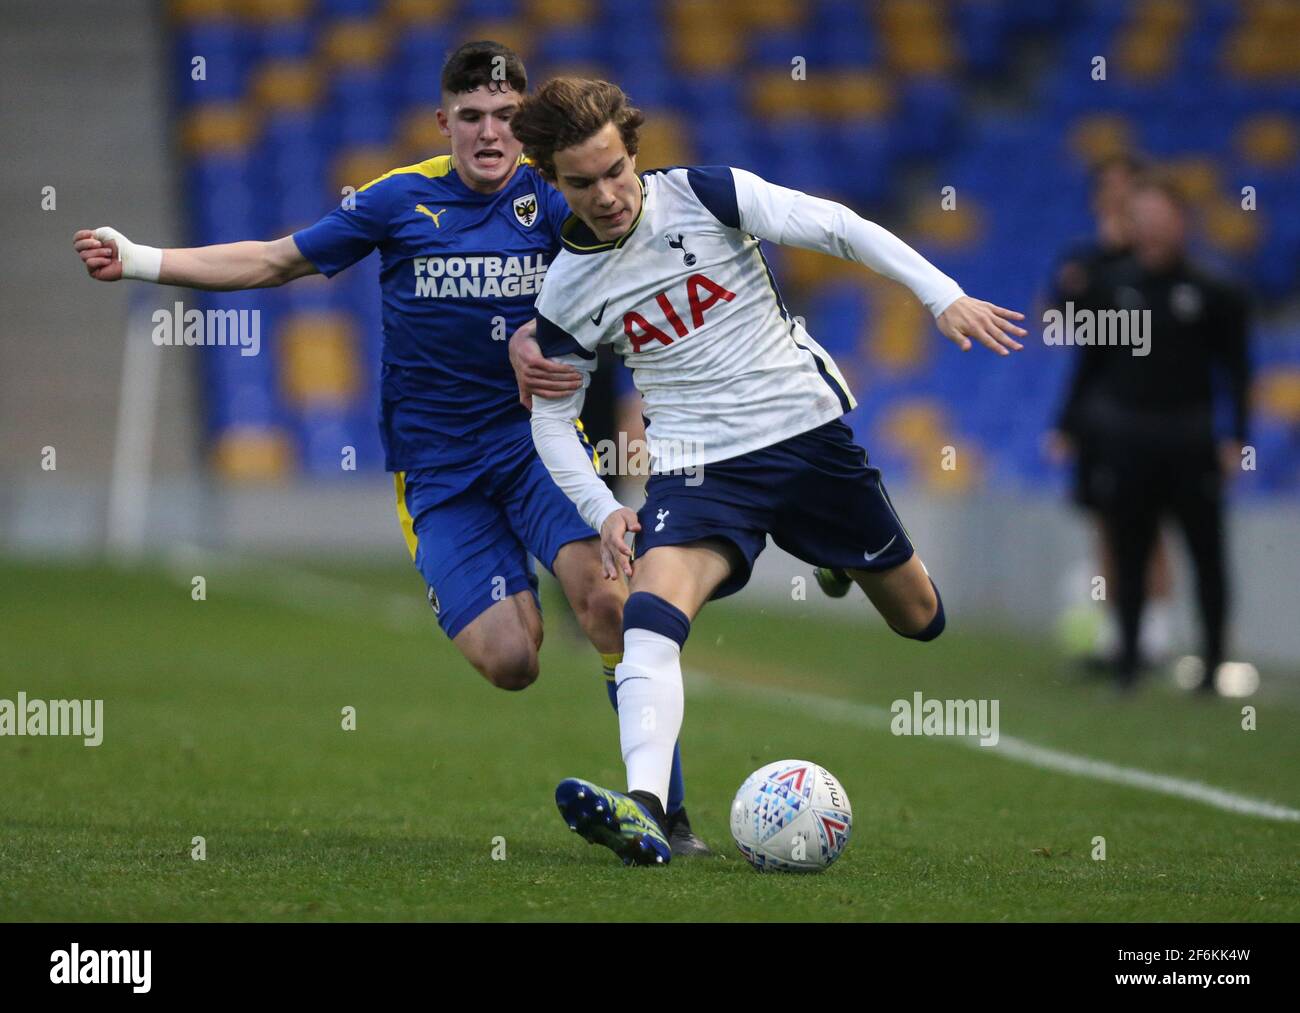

{"left": 891, "top": 579, "right": 946, "bottom": 642}
{"left": 478, "top": 641, "right": 540, "bottom": 691}
{"left": 578, "top": 581, "right": 625, "bottom": 640}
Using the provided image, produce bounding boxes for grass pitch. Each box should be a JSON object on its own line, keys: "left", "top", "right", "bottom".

{"left": 0, "top": 554, "right": 1296, "bottom": 922}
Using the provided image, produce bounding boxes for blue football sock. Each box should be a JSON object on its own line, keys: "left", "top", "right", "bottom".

{"left": 666, "top": 742, "right": 685, "bottom": 816}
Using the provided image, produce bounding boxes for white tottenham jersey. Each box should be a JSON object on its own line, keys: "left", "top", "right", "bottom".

{"left": 530, "top": 165, "right": 965, "bottom": 532}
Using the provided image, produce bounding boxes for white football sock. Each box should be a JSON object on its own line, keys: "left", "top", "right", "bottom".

{"left": 615, "top": 627, "right": 684, "bottom": 812}
{"left": 1142, "top": 599, "right": 1175, "bottom": 661}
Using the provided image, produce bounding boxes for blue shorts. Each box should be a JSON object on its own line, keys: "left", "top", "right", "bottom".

{"left": 633, "top": 418, "right": 915, "bottom": 599}
{"left": 395, "top": 422, "right": 597, "bottom": 639}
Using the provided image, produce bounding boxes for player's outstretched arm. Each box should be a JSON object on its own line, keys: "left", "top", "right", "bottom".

{"left": 73, "top": 228, "right": 317, "bottom": 290}
{"left": 721, "top": 168, "right": 1027, "bottom": 355}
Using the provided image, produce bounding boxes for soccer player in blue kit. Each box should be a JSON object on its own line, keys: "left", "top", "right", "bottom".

{"left": 72, "top": 42, "right": 707, "bottom": 855}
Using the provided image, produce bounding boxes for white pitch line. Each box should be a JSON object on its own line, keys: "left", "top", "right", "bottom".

{"left": 161, "top": 546, "right": 428, "bottom": 633}
{"left": 687, "top": 671, "right": 1300, "bottom": 824}
{"left": 148, "top": 553, "right": 1300, "bottom": 825}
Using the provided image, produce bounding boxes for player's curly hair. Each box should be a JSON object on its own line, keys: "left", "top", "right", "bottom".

{"left": 511, "top": 78, "right": 644, "bottom": 182}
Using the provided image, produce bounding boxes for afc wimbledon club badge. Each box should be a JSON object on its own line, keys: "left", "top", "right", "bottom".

{"left": 513, "top": 192, "right": 538, "bottom": 228}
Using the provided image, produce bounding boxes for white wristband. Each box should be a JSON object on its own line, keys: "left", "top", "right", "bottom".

{"left": 93, "top": 226, "right": 162, "bottom": 282}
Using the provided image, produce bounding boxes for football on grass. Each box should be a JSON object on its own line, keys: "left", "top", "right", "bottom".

{"left": 729, "top": 760, "right": 853, "bottom": 872}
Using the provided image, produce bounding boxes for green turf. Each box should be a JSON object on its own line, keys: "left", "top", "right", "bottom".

{"left": 0, "top": 555, "right": 1296, "bottom": 922}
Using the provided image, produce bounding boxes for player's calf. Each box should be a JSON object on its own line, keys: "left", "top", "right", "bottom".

{"left": 552, "top": 537, "right": 626, "bottom": 654}
{"left": 850, "top": 556, "right": 946, "bottom": 642}
{"left": 886, "top": 578, "right": 944, "bottom": 641}
{"left": 570, "top": 579, "right": 626, "bottom": 653}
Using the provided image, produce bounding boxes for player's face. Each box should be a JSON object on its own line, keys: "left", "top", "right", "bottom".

{"left": 437, "top": 84, "right": 523, "bottom": 194}
{"left": 552, "top": 122, "right": 642, "bottom": 242}
{"left": 1092, "top": 164, "right": 1136, "bottom": 220}
{"left": 1128, "top": 189, "right": 1187, "bottom": 269}
{"left": 1092, "top": 165, "right": 1138, "bottom": 248}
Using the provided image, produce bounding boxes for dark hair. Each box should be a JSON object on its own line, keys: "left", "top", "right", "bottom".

{"left": 511, "top": 78, "right": 644, "bottom": 182}
{"left": 440, "top": 40, "right": 527, "bottom": 97}
{"left": 1132, "top": 173, "right": 1190, "bottom": 214}
{"left": 1089, "top": 153, "right": 1146, "bottom": 193}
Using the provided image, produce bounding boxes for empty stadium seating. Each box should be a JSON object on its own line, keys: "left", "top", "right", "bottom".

{"left": 169, "top": 0, "right": 1300, "bottom": 495}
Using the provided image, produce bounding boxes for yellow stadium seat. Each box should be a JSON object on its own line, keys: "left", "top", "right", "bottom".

{"left": 868, "top": 286, "right": 929, "bottom": 372}
{"left": 280, "top": 311, "right": 361, "bottom": 407}
{"left": 1235, "top": 113, "right": 1300, "bottom": 167}
{"left": 385, "top": 0, "right": 453, "bottom": 25}
{"left": 182, "top": 102, "right": 259, "bottom": 156}
{"left": 771, "top": 245, "right": 859, "bottom": 292}
{"left": 635, "top": 114, "right": 695, "bottom": 171}
{"left": 250, "top": 60, "right": 322, "bottom": 112}
{"left": 321, "top": 18, "right": 392, "bottom": 69}
{"left": 1068, "top": 113, "right": 1137, "bottom": 166}
{"left": 396, "top": 107, "right": 451, "bottom": 161}
{"left": 810, "top": 71, "right": 894, "bottom": 120}
{"left": 1133, "top": 0, "right": 1189, "bottom": 32}
{"left": 749, "top": 70, "right": 817, "bottom": 120}
{"left": 738, "top": 0, "right": 805, "bottom": 30}
{"left": 1202, "top": 198, "right": 1263, "bottom": 255}
{"left": 671, "top": 22, "right": 744, "bottom": 73}
{"left": 238, "top": 0, "right": 313, "bottom": 22}
{"left": 334, "top": 146, "right": 401, "bottom": 193}
{"left": 886, "top": 33, "right": 956, "bottom": 76}
{"left": 879, "top": 398, "right": 982, "bottom": 493}
{"left": 669, "top": 0, "right": 801, "bottom": 32}
{"left": 876, "top": 0, "right": 945, "bottom": 35}
{"left": 170, "top": 0, "right": 238, "bottom": 22}
{"left": 876, "top": 0, "right": 956, "bottom": 75}
{"left": 460, "top": 21, "right": 531, "bottom": 60}
{"left": 1116, "top": 26, "right": 1177, "bottom": 80}
{"left": 212, "top": 426, "right": 294, "bottom": 481}
{"left": 909, "top": 197, "right": 984, "bottom": 252}
{"left": 1221, "top": 2, "right": 1300, "bottom": 80}
{"left": 1255, "top": 368, "right": 1300, "bottom": 423}
{"left": 1250, "top": 0, "right": 1300, "bottom": 32}
{"left": 525, "top": 0, "right": 595, "bottom": 26}
{"left": 919, "top": 439, "right": 983, "bottom": 494}
{"left": 541, "top": 61, "right": 613, "bottom": 84}
{"left": 1160, "top": 156, "right": 1221, "bottom": 205}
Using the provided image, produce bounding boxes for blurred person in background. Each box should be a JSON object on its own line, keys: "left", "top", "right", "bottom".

{"left": 1061, "top": 177, "right": 1251, "bottom": 691}
{"left": 1048, "top": 154, "right": 1177, "bottom": 670}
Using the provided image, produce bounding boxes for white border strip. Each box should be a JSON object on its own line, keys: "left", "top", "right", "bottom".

{"left": 688, "top": 672, "right": 1300, "bottom": 824}
{"left": 155, "top": 553, "right": 1300, "bottom": 825}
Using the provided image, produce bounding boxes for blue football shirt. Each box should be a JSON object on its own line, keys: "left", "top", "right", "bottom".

{"left": 293, "top": 156, "right": 569, "bottom": 471}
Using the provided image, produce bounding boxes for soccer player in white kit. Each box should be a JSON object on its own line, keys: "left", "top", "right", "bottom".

{"left": 509, "top": 78, "right": 1026, "bottom": 866}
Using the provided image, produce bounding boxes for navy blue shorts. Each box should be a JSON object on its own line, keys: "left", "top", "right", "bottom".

{"left": 395, "top": 422, "right": 596, "bottom": 640}
{"left": 633, "top": 419, "right": 914, "bottom": 599}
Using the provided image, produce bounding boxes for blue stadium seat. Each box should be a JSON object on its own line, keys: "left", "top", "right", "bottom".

{"left": 175, "top": 22, "right": 248, "bottom": 105}
{"left": 895, "top": 78, "right": 962, "bottom": 159}
{"left": 811, "top": 0, "right": 877, "bottom": 68}
{"left": 252, "top": 17, "right": 314, "bottom": 63}
{"left": 536, "top": 26, "right": 603, "bottom": 65}
{"left": 171, "top": 2, "right": 1300, "bottom": 490}
{"left": 319, "top": 0, "right": 381, "bottom": 15}
{"left": 394, "top": 25, "right": 457, "bottom": 108}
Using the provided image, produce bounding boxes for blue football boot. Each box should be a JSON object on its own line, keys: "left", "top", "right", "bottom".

{"left": 555, "top": 778, "right": 673, "bottom": 867}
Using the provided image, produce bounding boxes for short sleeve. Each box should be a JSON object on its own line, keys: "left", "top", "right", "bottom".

{"left": 292, "top": 180, "right": 392, "bottom": 278}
